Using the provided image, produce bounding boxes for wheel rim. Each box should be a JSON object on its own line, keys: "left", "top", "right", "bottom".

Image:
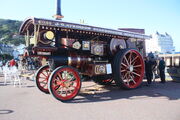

{"left": 50, "top": 67, "right": 81, "bottom": 101}
{"left": 120, "top": 50, "right": 144, "bottom": 88}
{"left": 36, "top": 65, "right": 51, "bottom": 93}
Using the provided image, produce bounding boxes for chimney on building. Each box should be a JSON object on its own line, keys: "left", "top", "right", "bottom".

{"left": 53, "top": 0, "right": 64, "bottom": 20}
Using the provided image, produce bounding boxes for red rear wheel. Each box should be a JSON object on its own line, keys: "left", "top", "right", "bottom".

{"left": 113, "top": 49, "right": 144, "bottom": 89}
{"left": 36, "top": 65, "right": 51, "bottom": 94}
{"left": 48, "top": 66, "right": 81, "bottom": 101}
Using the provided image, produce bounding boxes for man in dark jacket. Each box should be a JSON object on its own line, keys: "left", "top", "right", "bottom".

{"left": 158, "top": 57, "right": 166, "bottom": 83}
{"left": 145, "top": 57, "right": 153, "bottom": 85}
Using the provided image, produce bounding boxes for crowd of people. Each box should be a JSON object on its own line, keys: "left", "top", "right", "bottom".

{"left": 0, "top": 57, "right": 41, "bottom": 71}
{"left": 20, "top": 57, "right": 41, "bottom": 70}
{"left": 144, "top": 54, "right": 166, "bottom": 86}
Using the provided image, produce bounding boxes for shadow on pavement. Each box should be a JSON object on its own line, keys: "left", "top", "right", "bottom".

{"left": 0, "top": 109, "right": 14, "bottom": 114}
{"left": 26, "top": 85, "right": 35, "bottom": 88}
{"left": 66, "top": 81, "right": 180, "bottom": 103}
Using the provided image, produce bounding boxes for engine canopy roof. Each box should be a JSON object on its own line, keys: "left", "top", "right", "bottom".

{"left": 19, "top": 17, "right": 151, "bottom": 40}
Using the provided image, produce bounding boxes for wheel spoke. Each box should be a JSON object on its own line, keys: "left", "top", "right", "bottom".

{"left": 67, "top": 76, "right": 74, "bottom": 82}
{"left": 122, "top": 72, "right": 128, "bottom": 80}
{"left": 70, "top": 85, "right": 76, "bottom": 89}
{"left": 64, "top": 71, "right": 68, "bottom": 80}
{"left": 42, "top": 70, "right": 48, "bottom": 75}
{"left": 54, "top": 78, "right": 64, "bottom": 86}
{"left": 56, "top": 86, "right": 63, "bottom": 94}
{"left": 57, "top": 73, "right": 63, "bottom": 81}
{"left": 71, "top": 85, "right": 78, "bottom": 92}
{"left": 132, "top": 71, "right": 140, "bottom": 77}
{"left": 131, "top": 56, "right": 138, "bottom": 65}
{"left": 40, "top": 80, "right": 47, "bottom": 84}
{"left": 121, "top": 63, "right": 128, "bottom": 68}
{"left": 54, "top": 84, "right": 61, "bottom": 91}
{"left": 45, "top": 70, "right": 50, "bottom": 75}
{"left": 69, "top": 80, "right": 76, "bottom": 85}
{"left": 39, "top": 81, "right": 47, "bottom": 85}
{"left": 128, "top": 51, "right": 132, "bottom": 65}
{"left": 130, "top": 74, "right": 136, "bottom": 84}
{"left": 121, "top": 69, "right": 127, "bottom": 73}
{"left": 127, "top": 72, "right": 131, "bottom": 80}
{"left": 42, "top": 83, "right": 47, "bottom": 87}
{"left": 43, "top": 78, "right": 48, "bottom": 81}
{"left": 124, "top": 73, "right": 130, "bottom": 85}
{"left": 124, "top": 56, "right": 130, "bottom": 66}
{"left": 57, "top": 81, "right": 63, "bottom": 86}
{"left": 41, "top": 72, "right": 48, "bottom": 77}
{"left": 39, "top": 76, "right": 47, "bottom": 79}
{"left": 65, "top": 88, "right": 68, "bottom": 96}
{"left": 133, "top": 64, "right": 142, "bottom": 68}
{"left": 62, "top": 87, "right": 67, "bottom": 95}
{"left": 68, "top": 89, "right": 74, "bottom": 94}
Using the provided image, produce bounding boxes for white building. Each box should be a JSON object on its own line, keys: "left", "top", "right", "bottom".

{"left": 12, "top": 44, "right": 25, "bottom": 58}
{"left": 0, "top": 44, "right": 14, "bottom": 55}
{"left": 146, "top": 32, "right": 175, "bottom": 54}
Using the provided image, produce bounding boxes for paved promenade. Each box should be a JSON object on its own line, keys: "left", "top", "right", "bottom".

{"left": 0, "top": 76, "right": 180, "bottom": 120}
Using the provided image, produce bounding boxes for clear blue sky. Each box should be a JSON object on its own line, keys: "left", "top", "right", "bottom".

{"left": 0, "top": 0, "right": 180, "bottom": 51}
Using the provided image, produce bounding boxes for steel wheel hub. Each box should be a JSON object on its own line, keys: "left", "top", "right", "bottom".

{"left": 63, "top": 81, "right": 71, "bottom": 88}
{"left": 129, "top": 65, "right": 134, "bottom": 72}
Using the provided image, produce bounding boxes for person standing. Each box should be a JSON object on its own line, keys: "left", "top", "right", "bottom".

{"left": 145, "top": 57, "right": 153, "bottom": 85}
{"left": 158, "top": 57, "right": 166, "bottom": 83}
{"left": 9, "top": 59, "right": 16, "bottom": 67}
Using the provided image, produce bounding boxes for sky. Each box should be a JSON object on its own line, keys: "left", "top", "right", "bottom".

{"left": 0, "top": 0, "right": 180, "bottom": 51}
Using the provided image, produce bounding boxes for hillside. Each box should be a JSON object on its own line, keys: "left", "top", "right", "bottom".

{"left": 0, "top": 19, "right": 25, "bottom": 45}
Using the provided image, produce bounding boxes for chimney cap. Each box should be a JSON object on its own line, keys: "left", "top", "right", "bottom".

{"left": 53, "top": 15, "right": 64, "bottom": 20}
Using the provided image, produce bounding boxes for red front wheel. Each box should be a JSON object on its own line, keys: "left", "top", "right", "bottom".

{"left": 48, "top": 66, "right": 81, "bottom": 101}
{"left": 35, "top": 65, "right": 51, "bottom": 94}
{"left": 113, "top": 49, "right": 144, "bottom": 89}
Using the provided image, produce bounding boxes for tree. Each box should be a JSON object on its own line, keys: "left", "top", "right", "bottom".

{"left": 0, "top": 19, "right": 25, "bottom": 45}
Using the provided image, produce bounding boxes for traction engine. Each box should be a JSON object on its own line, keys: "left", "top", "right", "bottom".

{"left": 19, "top": 17, "right": 150, "bottom": 101}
